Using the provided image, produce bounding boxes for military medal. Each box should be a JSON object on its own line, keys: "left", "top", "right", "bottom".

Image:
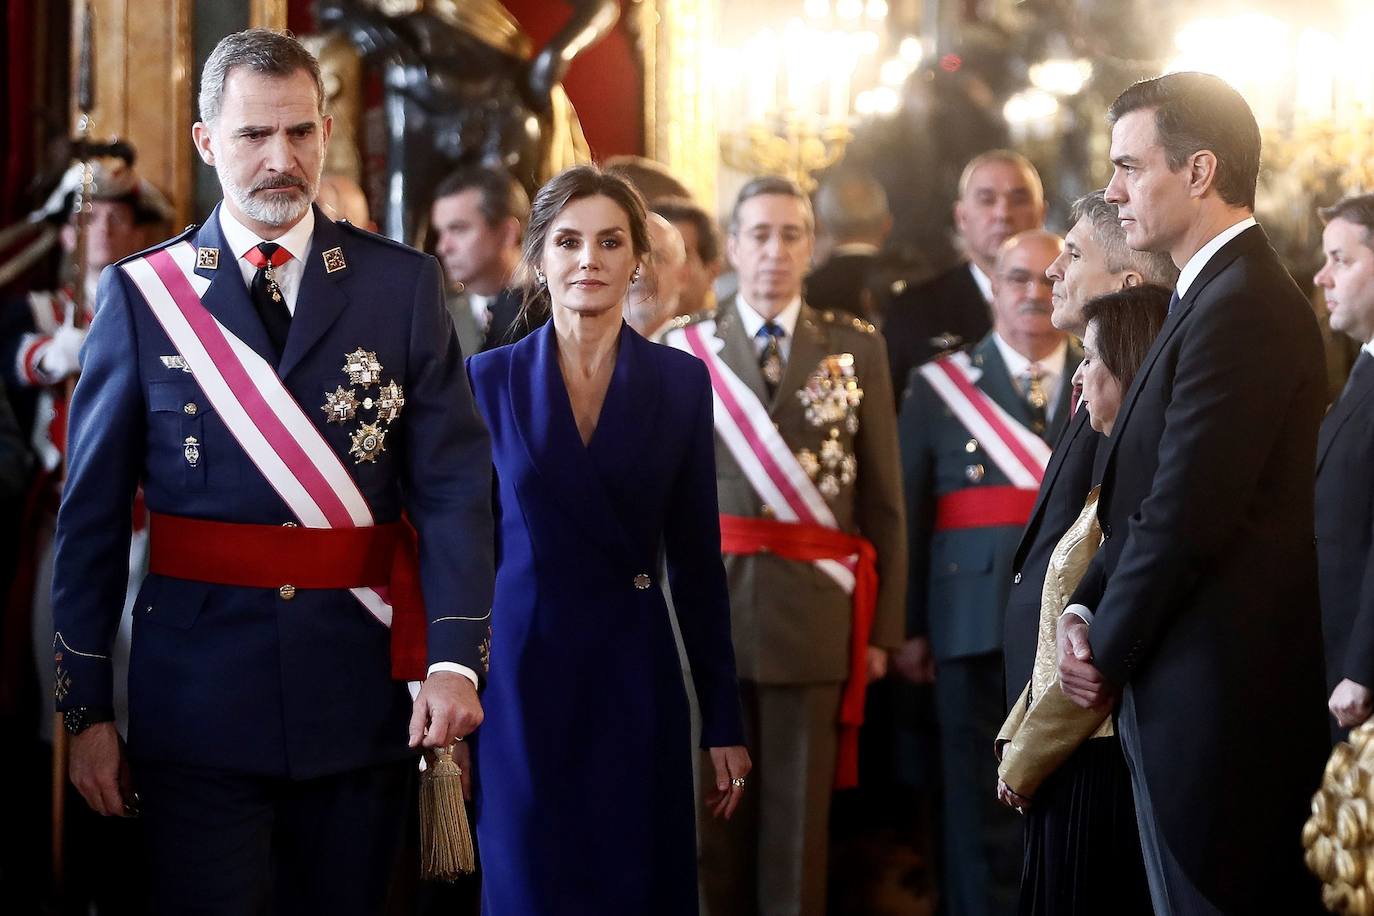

{"left": 344, "top": 348, "right": 383, "bottom": 386}
{"left": 183, "top": 435, "right": 201, "bottom": 467}
{"left": 323, "top": 386, "right": 360, "bottom": 424}
{"left": 264, "top": 263, "right": 283, "bottom": 303}
{"left": 798, "top": 353, "right": 864, "bottom": 433}
{"left": 349, "top": 422, "right": 387, "bottom": 463}
{"left": 376, "top": 379, "right": 405, "bottom": 424}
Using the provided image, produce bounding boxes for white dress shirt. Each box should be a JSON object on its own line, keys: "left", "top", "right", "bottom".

{"left": 969, "top": 262, "right": 993, "bottom": 303}
{"left": 991, "top": 333, "right": 1069, "bottom": 422}
{"left": 218, "top": 205, "right": 314, "bottom": 315}
{"left": 735, "top": 294, "right": 803, "bottom": 362}
{"left": 468, "top": 293, "right": 494, "bottom": 332}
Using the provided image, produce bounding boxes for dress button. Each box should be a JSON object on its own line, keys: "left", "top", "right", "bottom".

{"left": 183, "top": 402, "right": 198, "bottom": 415}
{"left": 278, "top": 584, "right": 297, "bottom": 600}
{"left": 633, "top": 573, "right": 652, "bottom": 590}
{"left": 1013, "top": 572, "right": 1022, "bottom": 585}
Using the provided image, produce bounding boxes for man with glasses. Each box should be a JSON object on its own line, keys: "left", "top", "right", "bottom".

{"left": 896, "top": 229, "right": 1075, "bottom": 915}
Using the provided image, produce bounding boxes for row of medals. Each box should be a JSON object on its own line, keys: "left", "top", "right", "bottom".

{"left": 324, "top": 348, "right": 405, "bottom": 463}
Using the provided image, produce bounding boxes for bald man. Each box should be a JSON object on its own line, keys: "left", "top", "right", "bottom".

{"left": 897, "top": 230, "right": 1076, "bottom": 916}
{"left": 625, "top": 212, "right": 688, "bottom": 339}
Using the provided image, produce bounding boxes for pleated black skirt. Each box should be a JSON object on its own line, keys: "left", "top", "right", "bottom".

{"left": 1018, "top": 735, "right": 1153, "bottom": 916}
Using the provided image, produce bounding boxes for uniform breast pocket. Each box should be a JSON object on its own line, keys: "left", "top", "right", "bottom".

{"left": 147, "top": 379, "right": 236, "bottom": 490}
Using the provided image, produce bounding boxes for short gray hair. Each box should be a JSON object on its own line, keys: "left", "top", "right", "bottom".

{"left": 815, "top": 170, "right": 889, "bottom": 242}
{"left": 199, "top": 29, "right": 324, "bottom": 126}
{"left": 728, "top": 175, "right": 814, "bottom": 235}
{"left": 957, "top": 149, "right": 1044, "bottom": 204}
{"left": 1070, "top": 190, "right": 1179, "bottom": 287}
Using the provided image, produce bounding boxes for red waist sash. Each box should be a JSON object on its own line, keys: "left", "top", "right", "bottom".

{"left": 934, "top": 486, "right": 1037, "bottom": 532}
{"left": 148, "top": 512, "right": 428, "bottom": 680}
{"left": 719, "top": 513, "right": 878, "bottom": 790}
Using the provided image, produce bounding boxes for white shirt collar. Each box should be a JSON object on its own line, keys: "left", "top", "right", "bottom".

{"left": 735, "top": 294, "right": 802, "bottom": 340}
{"left": 991, "top": 332, "right": 1068, "bottom": 383}
{"left": 968, "top": 262, "right": 993, "bottom": 303}
{"left": 1364, "top": 340, "right": 1374, "bottom": 359}
{"left": 1175, "top": 216, "right": 1257, "bottom": 298}
{"left": 218, "top": 204, "right": 315, "bottom": 265}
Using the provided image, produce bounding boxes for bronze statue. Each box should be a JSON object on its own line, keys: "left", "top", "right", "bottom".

{"left": 317, "top": 0, "right": 617, "bottom": 244}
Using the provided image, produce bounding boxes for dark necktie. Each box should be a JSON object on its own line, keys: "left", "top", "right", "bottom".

{"left": 757, "top": 322, "right": 785, "bottom": 399}
{"left": 1167, "top": 289, "right": 1181, "bottom": 316}
{"left": 1341, "top": 350, "right": 1374, "bottom": 402}
{"left": 244, "top": 242, "right": 293, "bottom": 358}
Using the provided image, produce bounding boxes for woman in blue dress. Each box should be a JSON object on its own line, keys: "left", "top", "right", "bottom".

{"left": 465, "top": 165, "right": 751, "bottom": 914}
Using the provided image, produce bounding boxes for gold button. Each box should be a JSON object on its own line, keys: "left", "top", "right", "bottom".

{"left": 183, "top": 402, "right": 198, "bottom": 415}
{"left": 760, "top": 504, "right": 775, "bottom": 518}
{"left": 278, "top": 584, "right": 296, "bottom": 600}
{"left": 965, "top": 438, "right": 978, "bottom": 453}
{"left": 633, "top": 573, "right": 651, "bottom": 590}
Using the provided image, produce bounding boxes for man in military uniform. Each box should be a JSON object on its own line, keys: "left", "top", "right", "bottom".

{"left": 667, "top": 176, "right": 906, "bottom": 916}
{"left": 52, "top": 30, "right": 493, "bottom": 913}
{"left": 430, "top": 164, "right": 537, "bottom": 354}
{"left": 898, "top": 230, "right": 1075, "bottom": 916}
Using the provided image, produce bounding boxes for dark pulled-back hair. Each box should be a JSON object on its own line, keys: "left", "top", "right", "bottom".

{"left": 1319, "top": 194, "right": 1374, "bottom": 248}
{"left": 1081, "top": 284, "right": 1172, "bottom": 394}
{"left": 1108, "top": 72, "right": 1262, "bottom": 210}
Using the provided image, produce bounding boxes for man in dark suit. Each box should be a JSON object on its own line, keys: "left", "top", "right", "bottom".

{"left": 806, "top": 169, "right": 898, "bottom": 320}
{"left": 430, "top": 164, "right": 537, "bottom": 353}
{"left": 1313, "top": 194, "right": 1374, "bottom": 740}
{"left": 1002, "top": 189, "right": 1177, "bottom": 711}
{"left": 883, "top": 150, "right": 1045, "bottom": 398}
{"left": 1057, "top": 73, "right": 1328, "bottom": 913}
{"left": 899, "top": 229, "right": 1076, "bottom": 916}
{"left": 52, "top": 30, "right": 494, "bottom": 912}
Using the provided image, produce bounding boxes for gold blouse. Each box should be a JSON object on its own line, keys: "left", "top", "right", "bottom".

{"left": 996, "top": 487, "right": 1113, "bottom": 799}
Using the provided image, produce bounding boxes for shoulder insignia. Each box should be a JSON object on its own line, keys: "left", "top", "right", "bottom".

{"left": 821, "top": 309, "right": 837, "bottom": 322}
{"left": 680, "top": 307, "right": 718, "bottom": 326}
{"left": 890, "top": 278, "right": 908, "bottom": 296}
{"left": 115, "top": 223, "right": 199, "bottom": 268}
{"left": 848, "top": 316, "right": 877, "bottom": 334}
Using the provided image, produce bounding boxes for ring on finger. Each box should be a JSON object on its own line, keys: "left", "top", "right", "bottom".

{"left": 730, "top": 776, "right": 746, "bottom": 788}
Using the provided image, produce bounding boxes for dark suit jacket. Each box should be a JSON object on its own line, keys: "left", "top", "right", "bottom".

{"left": 882, "top": 262, "right": 990, "bottom": 401}
{"left": 806, "top": 251, "right": 877, "bottom": 318}
{"left": 901, "top": 334, "right": 1078, "bottom": 663}
{"left": 1069, "top": 225, "right": 1327, "bottom": 911}
{"left": 52, "top": 205, "right": 495, "bottom": 778}
{"left": 1316, "top": 352, "right": 1374, "bottom": 696}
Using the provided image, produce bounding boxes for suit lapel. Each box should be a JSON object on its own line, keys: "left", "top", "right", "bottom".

{"left": 191, "top": 206, "right": 277, "bottom": 366}
{"left": 279, "top": 208, "right": 352, "bottom": 379}
{"left": 971, "top": 336, "right": 1032, "bottom": 427}
{"left": 1318, "top": 362, "right": 1374, "bottom": 471}
{"left": 1013, "top": 406, "right": 1094, "bottom": 565}
{"left": 716, "top": 299, "right": 771, "bottom": 407}
{"left": 508, "top": 320, "right": 634, "bottom": 560}
{"left": 1046, "top": 340, "right": 1084, "bottom": 444}
{"left": 773, "top": 305, "right": 827, "bottom": 417}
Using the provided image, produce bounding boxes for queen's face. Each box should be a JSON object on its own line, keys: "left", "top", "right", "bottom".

{"left": 540, "top": 194, "right": 640, "bottom": 318}
{"left": 1076, "top": 320, "right": 1124, "bottom": 436}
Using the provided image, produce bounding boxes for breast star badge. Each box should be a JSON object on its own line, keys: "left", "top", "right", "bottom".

{"left": 343, "top": 348, "right": 383, "bottom": 386}
{"left": 349, "top": 422, "right": 387, "bottom": 463}
{"left": 376, "top": 380, "right": 405, "bottom": 424}
{"left": 323, "top": 386, "right": 360, "bottom": 424}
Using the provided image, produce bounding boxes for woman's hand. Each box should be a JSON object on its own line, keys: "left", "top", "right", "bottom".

{"left": 997, "top": 778, "right": 1030, "bottom": 814}
{"left": 705, "top": 745, "right": 753, "bottom": 820}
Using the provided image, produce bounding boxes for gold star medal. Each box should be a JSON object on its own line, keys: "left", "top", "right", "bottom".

{"left": 376, "top": 380, "right": 405, "bottom": 424}
{"left": 322, "top": 386, "right": 359, "bottom": 424}
{"left": 349, "top": 422, "right": 387, "bottom": 463}
{"left": 343, "top": 348, "right": 383, "bottom": 386}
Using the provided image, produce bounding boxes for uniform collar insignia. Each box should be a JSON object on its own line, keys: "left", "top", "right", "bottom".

{"left": 196, "top": 247, "right": 219, "bottom": 270}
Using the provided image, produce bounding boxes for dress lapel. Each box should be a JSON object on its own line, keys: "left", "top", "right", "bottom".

{"left": 1013, "top": 406, "right": 1094, "bottom": 566}
{"left": 279, "top": 207, "right": 352, "bottom": 379}
{"left": 1045, "top": 339, "right": 1084, "bottom": 444}
{"left": 1318, "top": 363, "right": 1374, "bottom": 471}
{"left": 508, "top": 320, "right": 635, "bottom": 560}
{"left": 191, "top": 205, "right": 276, "bottom": 366}
{"left": 772, "top": 306, "right": 827, "bottom": 417}
{"left": 971, "top": 336, "right": 1033, "bottom": 428}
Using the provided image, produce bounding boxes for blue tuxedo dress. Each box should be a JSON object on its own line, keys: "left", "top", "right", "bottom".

{"left": 467, "top": 320, "right": 744, "bottom": 915}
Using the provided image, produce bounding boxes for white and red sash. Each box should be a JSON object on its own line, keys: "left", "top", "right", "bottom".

{"left": 665, "top": 319, "right": 857, "bottom": 593}
{"left": 918, "top": 351, "right": 1051, "bottom": 490}
{"left": 120, "top": 241, "right": 397, "bottom": 626}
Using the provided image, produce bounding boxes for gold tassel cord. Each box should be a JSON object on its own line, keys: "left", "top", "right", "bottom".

{"left": 420, "top": 744, "right": 476, "bottom": 881}
{"left": 1304, "top": 721, "right": 1374, "bottom": 914}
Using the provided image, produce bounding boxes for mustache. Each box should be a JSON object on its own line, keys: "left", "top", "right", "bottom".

{"left": 252, "top": 175, "right": 306, "bottom": 193}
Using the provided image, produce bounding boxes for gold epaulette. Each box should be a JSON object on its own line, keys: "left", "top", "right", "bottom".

{"left": 678, "top": 307, "right": 718, "bottom": 327}
{"left": 816, "top": 309, "right": 877, "bottom": 335}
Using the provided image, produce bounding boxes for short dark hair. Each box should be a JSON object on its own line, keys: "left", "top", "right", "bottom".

{"left": 1108, "top": 72, "right": 1261, "bottom": 210}
{"left": 1081, "top": 284, "right": 1172, "bottom": 393}
{"left": 1319, "top": 194, "right": 1374, "bottom": 250}
{"left": 651, "top": 196, "right": 721, "bottom": 264}
{"left": 199, "top": 29, "right": 324, "bottom": 125}
{"left": 728, "top": 176, "right": 814, "bottom": 235}
{"left": 433, "top": 165, "right": 531, "bottom": 229}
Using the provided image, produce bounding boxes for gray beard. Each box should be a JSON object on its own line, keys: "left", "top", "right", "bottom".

{"left": 219, "top": 172, "right": 317, "bottom": 227}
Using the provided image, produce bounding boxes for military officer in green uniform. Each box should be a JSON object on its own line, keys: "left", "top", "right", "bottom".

{"left": 897, "top": 229, "right": 1077, "bottom": 916}
{"left": 669, "top": 177, "right": 906, "bottom": 916}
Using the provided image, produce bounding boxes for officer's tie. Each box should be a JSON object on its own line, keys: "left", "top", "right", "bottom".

{"left": 758, "top": 321, "right": 785, "bottom": 399}
{"left": 244, "top": 242, "right": 293, "bottom": 358}
{"left": 1340, "top": 350, "right": 1374, "bottom": 403}
{"left": 1023, "top": 362, "right": 1048, "bottom": 435}
{"left": 1167, "top": 289, "right": 1181, "bottom": 316}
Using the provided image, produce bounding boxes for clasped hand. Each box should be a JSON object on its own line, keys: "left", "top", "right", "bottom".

{"left": 1056, "top": 616, "right": 1116, "bottom": 709}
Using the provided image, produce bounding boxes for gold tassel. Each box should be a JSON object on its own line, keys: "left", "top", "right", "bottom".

{"left": 420, "top": 744, "right": 476, "bottom": 881}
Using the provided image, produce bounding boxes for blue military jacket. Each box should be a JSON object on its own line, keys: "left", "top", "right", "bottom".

{"left": 900, "top": 334, "right": 1080, "bottom": 662}
{"left": 51, "top": 204, "right": 494, "bottom": 778}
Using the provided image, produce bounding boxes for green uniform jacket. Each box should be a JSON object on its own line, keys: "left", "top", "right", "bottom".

{"left": 900, "top": 334, "right": 1081, "bottom": 663}
{"left": 669, "top": 298, "right": 908, "bottom": 685}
